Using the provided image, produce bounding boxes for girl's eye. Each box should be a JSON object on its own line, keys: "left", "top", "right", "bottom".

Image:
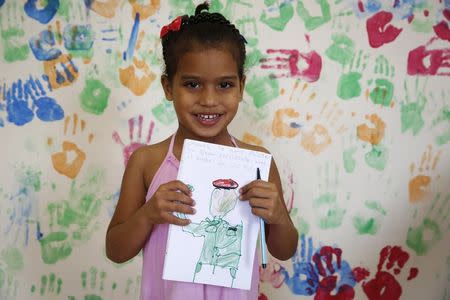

{"left": 184, "top": 82, "right": 200, "bottom": 89}
{"left": 219, "top": 82, "right": 234, "bottom": 89}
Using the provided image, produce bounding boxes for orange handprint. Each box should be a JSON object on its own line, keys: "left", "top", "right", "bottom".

{"left": 356, "top": 113, "right": 385, "bottom": 145}
{"left": 119, "top": 57, "right": 156, "bottom": 96}
{"left": 49, "top": 114, "right": 93, "bottom": 179}
{"left": 300, "top": 102, "right": 346, "bottom": 155}
{"left": 408, "top": 145, "right": 441, "bottom": 203}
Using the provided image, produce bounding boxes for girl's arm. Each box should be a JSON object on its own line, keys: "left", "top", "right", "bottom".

{"left": 105, "top": 147, "right": 153, "bottom": 263}
{"left": 106, "top": 146, "right": 195, "bottom": 263}
{"left": 265, "top": 159, "right": 298, "bottom": 260}
{"left": 240, "top": 156, "right": 298, "bottom": 261}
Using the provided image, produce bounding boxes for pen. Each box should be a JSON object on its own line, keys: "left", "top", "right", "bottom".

{"left": 257, "top": 167, "right": 267, "bottom": 269}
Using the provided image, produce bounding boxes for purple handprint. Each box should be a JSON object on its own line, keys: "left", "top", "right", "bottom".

{"left": 112, "top": 115, "right": 155, "bottom": 166}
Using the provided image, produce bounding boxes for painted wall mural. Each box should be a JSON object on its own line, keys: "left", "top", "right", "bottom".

{"left": 0, "top": 0, "right": 449, "bottom": 299}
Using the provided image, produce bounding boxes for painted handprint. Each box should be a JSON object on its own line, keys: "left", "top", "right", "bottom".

{"left": 49, "top": 114, "right": 94, "bottom": 179}
{"left": 408, "top": 145, "right": 441, "bottom": 203}
{"left": 259, "top": 259, "right": 284, "bottom": 289}
{"left": 30, "top": 273, "right": 63, "bottom": 298}
{"left": 24, "top": 0, "right": 59, "bottom": 24}
{"left": 280, "top": 234, "right": 318, "bottom": 296}
{"left": 407, "top": 192, "right": 449, "bottom": 256}
{"left": 367, "top": 55, "right": 395, "bottom": 107}
{"left": 260, "top": 48, "right": 322, "bottom": 82}
{"left": 313, "top": 162, "right": 346, "bottom": 230}
{"left": 112, "top": 115, "right": 155, "bottom": 167}
{"left": 356, "top": 113, "right": 388, "bottom": 171}
{"left": 366, "top": 11, "right": 402, "bottom": 48}
{"left": 400, "top": 77, "right": 428, "bottom": 136}
{"left": 408, "top": 37, "right": 450, "bottom": 76}
{"left": 259, "top": 0, "right": 294, "bottom": 31}
{"left": 0, "top": 1, "right": 30, "bottom": 62}
{"left": 3, "top": 75, "right": 64, "bottom": 127}
{"left": 432, "top": 103, "right": 450, "bottom": 146}
{"left": 41, "top": 168, "right": 106, "bottom": 264}
{"left": 362, "top": 245, "right": 418, "bottom": 300}
{"left": 301, "top": 101, "right": 347, "bottom": 155}
{"left": 3, "top": 165, "right": 42, "bottom": 246}
{"left": 313, "top": 246, "right": 356, "bottom": 300}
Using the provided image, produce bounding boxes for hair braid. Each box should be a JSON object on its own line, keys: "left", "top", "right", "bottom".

{"left": 161, "top": 2, "right": 247, "bottom": 80}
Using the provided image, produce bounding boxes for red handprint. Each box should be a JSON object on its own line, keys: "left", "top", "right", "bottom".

{"left": 366, "top": 11, "right": 402, "bottom": 48}
{"left": 407, "top": 37, "right": 450, "bottom": 76}
{"left": 312, "top": 246, "right": 355, "bottom": 300}
{"left": 362, "top": 245, "right": 419, "bottom": 300}
{"left": 260, "top": 49, "right": 322, "bottom": 82}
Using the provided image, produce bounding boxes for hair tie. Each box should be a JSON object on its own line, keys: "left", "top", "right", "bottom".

{"left": 160, "top": 16, "right": 184, "bottom": 38}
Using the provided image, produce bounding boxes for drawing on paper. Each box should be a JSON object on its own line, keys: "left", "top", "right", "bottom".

{"left": 179, "top": 179, "right": 243, "bottom": 287}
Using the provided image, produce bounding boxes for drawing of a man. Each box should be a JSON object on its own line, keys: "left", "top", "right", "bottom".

{"left": 181, "top": 179, "right": 243, "bottom": 286}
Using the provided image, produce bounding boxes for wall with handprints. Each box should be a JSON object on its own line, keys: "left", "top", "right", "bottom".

{"left": 0, "top": 0, "right": 448, "bottom": 299}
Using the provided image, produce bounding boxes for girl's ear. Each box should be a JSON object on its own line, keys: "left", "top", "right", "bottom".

{"left": 161, "top": 75, "right": 173, "bottom": 101}
{"left": 239, "top": 75, "right": 246, "bottom": 101}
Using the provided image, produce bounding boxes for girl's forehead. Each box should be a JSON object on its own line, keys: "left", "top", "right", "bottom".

{"left": 176, "top": 47, "right": 240, "bottom": 76}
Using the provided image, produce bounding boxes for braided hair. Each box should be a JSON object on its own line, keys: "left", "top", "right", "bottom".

{"left": 161, "top": 2, "right": 247, "bottom": 81}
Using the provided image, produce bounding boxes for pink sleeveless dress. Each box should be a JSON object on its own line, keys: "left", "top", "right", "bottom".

{"left": 140, "top": 134, "right": 259, "bottom": 300}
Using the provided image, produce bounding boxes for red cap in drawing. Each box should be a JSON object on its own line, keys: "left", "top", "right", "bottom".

{"left": 160, "top": 16, "right": 183, "bottom": 38}
{"left": 212, "top": 179, "right": 239, "bottom": 189}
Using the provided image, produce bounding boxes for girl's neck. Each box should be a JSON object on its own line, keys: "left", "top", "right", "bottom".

{"left": 172, "top": 127, "right": 235, "bottom": 159}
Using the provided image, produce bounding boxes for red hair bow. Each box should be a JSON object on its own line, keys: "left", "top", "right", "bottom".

{"left": 160, "top": 16, "right": 183, "bottom": 38}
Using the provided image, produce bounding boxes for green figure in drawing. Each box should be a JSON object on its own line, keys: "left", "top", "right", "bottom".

{"left": 182, "top": 179, "right": 243, "bottom": 287}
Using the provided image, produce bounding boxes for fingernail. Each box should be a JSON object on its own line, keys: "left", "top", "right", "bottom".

{"left": 192, "top": 200, "right": 196, "bottom": 205}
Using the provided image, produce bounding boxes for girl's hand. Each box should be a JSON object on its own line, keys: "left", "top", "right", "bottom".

{"left": 145, "top": 180, "right": 195, "bottom": 226}
{"left": 239, "top": 179, "right": 290, "bottom": 225}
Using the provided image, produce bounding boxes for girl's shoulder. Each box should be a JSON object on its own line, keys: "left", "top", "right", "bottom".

{"left": 233, "top": 138, "right": 270, "bottom": 155}
{"left": 130, "top": 136, "right": 173, "bottom": 188}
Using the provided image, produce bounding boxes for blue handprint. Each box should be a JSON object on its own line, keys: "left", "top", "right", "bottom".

{"left": 29, "top": 29, "right": 62, "bottom": 61}
{"left": 0, "top": 0, "right": 4, "bottom": 7}
{"left": 280, "top": 234, "right": 319, "bottom": 295}
{"left": 24, "top": 0, "right": 60, "bottom": 24}
{"left": 4, "top": 76, "right": 64, "bottom": 126}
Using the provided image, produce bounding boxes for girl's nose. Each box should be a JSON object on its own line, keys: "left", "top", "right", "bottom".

{"left": 199, "top": 86, "right": 219, "bottom": 106}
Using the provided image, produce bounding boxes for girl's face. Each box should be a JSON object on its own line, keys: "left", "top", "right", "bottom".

{"left": 162, "top": 46, "right": 245, "bottom": 143}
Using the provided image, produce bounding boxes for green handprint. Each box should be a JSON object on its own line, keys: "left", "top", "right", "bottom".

{"left": 325, "top": 33, "right": 355, "bottom": 67}
{"left": 297, "top": 0, "right": 331, "bottom": 31}
{"left": 353, "top": 200, "right": 387, "bottom": 235}
{"left": 313, "top": 162, "right": 346, "bottom": 229}
{"left": 406, "top": 193, "right": 449, "bottom": 256}
{"left": 432, "top": 104, "right": 450, "bottom": 146}
{"left": 400, "top": 77, "right": 428, "bottom": 136}
{"left": 0, "top": 1, "right": 30, "bottom": 62}
{"left": 337, "top": 50, "right": 369, "bottom": 100}
{"left": 30, "top": 273, "right": 63, "bottom": 297}
{"left": 368, "top": 55, "right": 395, "bottom": 106}
{"left": 260, "top": 0, "right": 294, "bottom": 31}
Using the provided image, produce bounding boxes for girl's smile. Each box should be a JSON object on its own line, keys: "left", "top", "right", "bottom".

{"left": 162, "top": 46, "right": 245, "bottom": 143}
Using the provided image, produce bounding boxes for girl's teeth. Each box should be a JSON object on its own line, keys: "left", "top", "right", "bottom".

{"left": 198, "top": 114, "right": 219, "bottom": 120}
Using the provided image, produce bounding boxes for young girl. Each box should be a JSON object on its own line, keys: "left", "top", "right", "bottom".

{"left": 106, "top": 3, "right": 298, "bottom": 299}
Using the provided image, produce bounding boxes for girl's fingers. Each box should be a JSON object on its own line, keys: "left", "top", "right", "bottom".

{"left": 164, "top": 212, "right": 191, "bottom": 226}
{"left": 250, "top": 206, "right": 269, "bottom": 219}
{"left": 165, "top": 191, "right": 195, "bottom": 206}
{"left": 240, "top": 186, "right": 275, "bottom": 201}
{"left": 163, "top": 180, "right": 192, "bottom": 196}
{"left": 166, "top": 201, "right": 196, "bottom": 215}
{"left": 248, "top": 198, "right": 272, "bottom": 209}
